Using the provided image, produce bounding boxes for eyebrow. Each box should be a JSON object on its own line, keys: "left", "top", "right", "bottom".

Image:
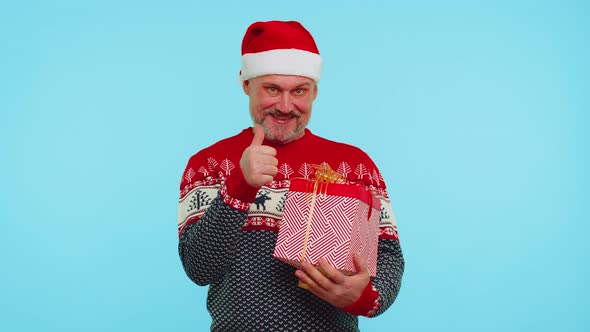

{"left": 260, "top": 82, "right": 312, "bottom": 88}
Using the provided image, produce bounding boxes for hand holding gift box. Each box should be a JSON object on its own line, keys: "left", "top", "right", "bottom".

{"left": 273, "top": 164, "right": 381, "bottom": 279}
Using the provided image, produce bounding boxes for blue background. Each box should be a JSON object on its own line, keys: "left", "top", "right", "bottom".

{"left": 1, "top": 1, "right": 588, "bottom": 331}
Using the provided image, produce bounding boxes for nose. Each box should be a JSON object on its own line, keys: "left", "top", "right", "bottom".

{"left": 275, "top": 92, "right": 293, "bottom": 113}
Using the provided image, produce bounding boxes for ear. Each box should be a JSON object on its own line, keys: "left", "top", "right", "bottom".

{"left": 242, "top": 79, "right": 250, "bottom": 96}
{"left": 312, "top": 84, "right": 318, "bottom": 101}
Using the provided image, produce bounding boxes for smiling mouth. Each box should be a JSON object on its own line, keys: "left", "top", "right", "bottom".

{"left": 268, "top": 112, "right": 298, "bottom": 124}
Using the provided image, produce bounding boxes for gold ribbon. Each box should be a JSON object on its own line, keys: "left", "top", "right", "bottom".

{"left": 298, "top": 164, "right": 345, "bottom": 288}
{"left": 300, "top": 163, "right": 345, "bottom": 262}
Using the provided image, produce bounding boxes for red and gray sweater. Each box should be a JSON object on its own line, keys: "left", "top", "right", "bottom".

{"left": 178, "top": 128, "right": 404, "bottom": 332}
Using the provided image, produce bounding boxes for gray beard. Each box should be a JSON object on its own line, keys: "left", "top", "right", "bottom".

{"left": 254, "top": 109, "right": 309, "bottom": 144}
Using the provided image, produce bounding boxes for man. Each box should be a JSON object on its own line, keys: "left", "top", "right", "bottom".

{"left": 177, "top": 21, "right": 404, "bottom": 331}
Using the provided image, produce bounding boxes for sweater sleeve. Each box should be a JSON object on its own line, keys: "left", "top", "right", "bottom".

{"left": 367, "top": 237, "right": 404, "bottom": 316}
{"left": 339, "top": 237, "right": 404, "bottom": 317}
{"left": 344, "top": 152, "right": 405, "bottom": 317}
{"left": 178, "top": 161, "right": 259, "bottom": 286}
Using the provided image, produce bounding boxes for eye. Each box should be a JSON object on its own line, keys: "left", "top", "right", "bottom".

{"left": 266, "top": 87, "right": 278, "bottom": 94}
{"left": 293, "top": 88, "right": 306, "bottom": 95}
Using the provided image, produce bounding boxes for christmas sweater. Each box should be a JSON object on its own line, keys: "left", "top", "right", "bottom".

{"left": 178, "top": 128, "right": 404, "bottom": 332}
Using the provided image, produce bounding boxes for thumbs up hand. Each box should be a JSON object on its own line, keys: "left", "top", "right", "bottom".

{"left": 240, "top": 124, "right": 279, "bottom": 188}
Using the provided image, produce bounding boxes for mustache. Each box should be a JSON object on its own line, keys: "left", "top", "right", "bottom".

{"left": 264, "top": 109, "right": 302, "bottom": 117}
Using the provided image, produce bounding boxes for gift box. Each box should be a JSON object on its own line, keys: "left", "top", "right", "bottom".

{"left": 273, "top": 167, "right": 381, "bottom": 277}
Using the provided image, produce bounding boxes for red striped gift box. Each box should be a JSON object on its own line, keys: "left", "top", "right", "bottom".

{"left": 273, "top": 178, "right": 380, "bottom": 277}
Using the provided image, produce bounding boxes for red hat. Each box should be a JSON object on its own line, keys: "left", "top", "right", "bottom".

{"left": 240, "top": 21, "right": 322, "bottom": 82}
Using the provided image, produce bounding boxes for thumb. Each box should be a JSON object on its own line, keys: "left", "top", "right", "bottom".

{"left": 353, "top": 253, "right": 369, "bottom": 274}
{"left": 250, "top": 124, "right": 265, "bottom": 146}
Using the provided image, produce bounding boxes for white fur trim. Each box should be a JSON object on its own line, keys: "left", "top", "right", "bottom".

{"left": 240, "top": 49, "right": 322, "bottom": 82}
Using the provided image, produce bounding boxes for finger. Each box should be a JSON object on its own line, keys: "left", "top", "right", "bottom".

{"left": 258, "top": 165, "right": 278, "bottom": 177}
{"left": 318, "top": 258, "right": 346, "bottom": 284}
{"left": 257, "top": 145, "right": 277, "bottom": 157}
{"left": 250, "top": 162, "right": 277, "bottom": 175}
{"left": 257, "top": 155, "right": 278, "bottom": 167}
{"left": 353, "top": 253, "right": 369, "bottom": 274}
{"left": 295, "top": 269, "right": 328, "bottom": 297}
{"left": 250, "top": 124, "right": 265, "bottom": 146}
{"left": 300, "top": 261, "right": 333, "bottom": 291}
{"left": 257, "top": 174, "right": 275, "bottom": 186}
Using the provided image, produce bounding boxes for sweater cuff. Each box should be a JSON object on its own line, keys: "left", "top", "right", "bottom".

{"left": 221, "top": 167, "right": 259, "bottom": 211}
{"left": 340, "top": 280, "right": 381, "bottom": 317}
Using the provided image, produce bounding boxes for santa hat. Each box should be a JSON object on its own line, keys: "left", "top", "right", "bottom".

{"left": 239, "top": 21, "right": 322, "bottom": 82}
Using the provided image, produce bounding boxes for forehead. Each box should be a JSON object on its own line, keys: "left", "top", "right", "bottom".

{"left": 252, "top": 74, "right": 315, "bottom": 88}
